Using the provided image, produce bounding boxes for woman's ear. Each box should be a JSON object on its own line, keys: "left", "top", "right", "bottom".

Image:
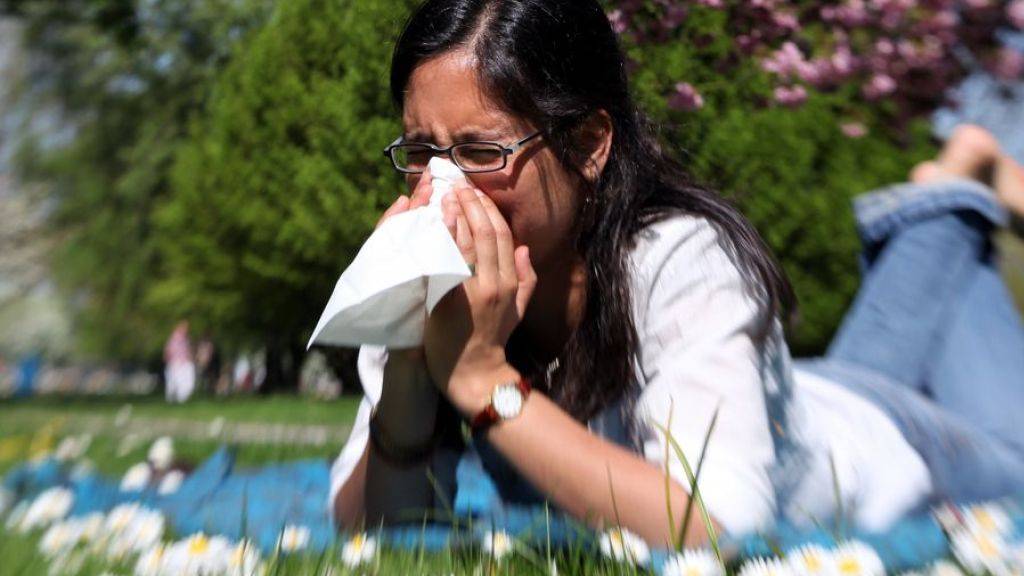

{"left": 580, "top": 109, "right": 614, "bottom": 184}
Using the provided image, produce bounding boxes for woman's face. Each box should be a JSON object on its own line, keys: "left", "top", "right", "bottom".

{"left": 401, "top": 51, "right": 582, "bottom": 271}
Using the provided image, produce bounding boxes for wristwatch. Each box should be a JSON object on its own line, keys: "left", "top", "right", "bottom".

{"left": 470, "top": 375, "right": 531, "bottom": 431}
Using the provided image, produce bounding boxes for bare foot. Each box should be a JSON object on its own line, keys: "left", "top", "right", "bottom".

{"left": 937, "top": 124, "right": 1001, "bottom": 184}
{"left": 994, "top": 155, "right": 1024, "bottom": 219}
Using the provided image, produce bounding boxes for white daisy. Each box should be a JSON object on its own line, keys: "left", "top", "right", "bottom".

{"left": 105, "top": 502, "right": 143, "bottom": 533}
{"left": 134, "top": 544, "right": 166, "bottom": 576}
{"left": 148, "top": 437, "right": 174, "bottom": 471}
{"left": 949, "top": 527, "right": 1010, "bottom": 576}
{"left": 163, "top": 532, "right": 232, "bottom": 576}
{"left": 832, "top": 540, "right": 885, "bottom": 576}
{"left": 738, "top": 556, "right": 793, "bottom": 576}
{"left": 39, "top": 520, "right": 78, "bottom": 556}
{"left": 934, "top": 504, "right": 962, "bottom": 533}
{"left": 929, "top": 559, "right": 966, "bottom": 576}
{"left": 73, "top": 512, "right": 105, "bottom": 545}
{"left": 45, "top": 549, "right": 85, "bottom": 576}
{"left": 662, "top": 548, "right": 724, "bottom": 576}
{"left": 100, "top": 505, "right": 164, "bottom": 560}
{"left": 5, "top": 501, "right": 28, "bottom": 530}
{"left": 340, "top": 532, "right": 377, "bottom": 567}
{"left": 208, "top": 417, "right": 226, "bottom": 438}
{"left": 18, "top": 486, "right": 74, "bottom": 532}
{"left": 786, "top": 544, "right": 834, "bottom": 576}
{"left": 157, "top": 470, "right": 185, "bottom": 495}
{"left": 962, "top": 504, "right": 1012, "bottom": 538}
{"left": 55, "top": 435, "right": 91, "bottom": 462}
{"left": 481, "top": 530, "right": 515, "bottom": 560}
{"left": 121, "top": 462, "right": 152, "bottom": 492}
{"left": 598, "top": 527, "right": 650, "bottom": 565}
{"left": 124, "top": 509, "right": 165, "bottom": 552}
{"left": 115, "top": 404, "right": 133, "bottom": 427}
{"left": 279, "top": 524, "right": 311, "bottom": 553}
{"left": 227, "top": 539, "right": 264, "bottom": 576}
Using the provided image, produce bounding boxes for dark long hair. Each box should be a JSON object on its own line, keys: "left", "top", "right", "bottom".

{"left": 391, "top": 0, "right": 796, "bottom": 422}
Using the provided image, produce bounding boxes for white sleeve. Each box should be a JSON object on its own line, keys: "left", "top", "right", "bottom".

{"left": 633, "top": 216, "right": 779, "bottom": 536}
{"left": 328, "top": 345, "right": 387, "bottom": 520}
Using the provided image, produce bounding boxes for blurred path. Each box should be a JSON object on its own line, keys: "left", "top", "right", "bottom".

{"left": 4, "top": 409, "right": 351, "bottom": 447}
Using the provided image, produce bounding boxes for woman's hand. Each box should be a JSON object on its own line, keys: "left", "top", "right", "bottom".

{"left": 424, "top": 183, "right": 538, "bottom": 417}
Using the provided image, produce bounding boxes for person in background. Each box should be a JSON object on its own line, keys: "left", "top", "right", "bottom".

{"left": 163, "top": 320, "right": 195, "bottom": 404}
{"left": 195, "top": 335, "right": 221, "bottom": 395}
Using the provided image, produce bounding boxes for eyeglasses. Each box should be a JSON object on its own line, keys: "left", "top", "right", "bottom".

{"left": 383, "top": 131, "right": 543, "bottom": 174}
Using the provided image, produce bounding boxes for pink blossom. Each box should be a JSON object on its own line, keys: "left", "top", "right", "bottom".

{"left": 830, "top": 44, "right": 858, "bottom": 77}
{"left": 772, "top": 11, "right": 800, "bottom": 32}
{"left": 840, "top": 122, "right": 869, "bottom": 138}
{"left": 1009, "top": 0, "right": 1024, "bottom": 29}
{"left": 773, "top": 85, "right": 808, "bottom": 107}
{"left": 695, "top": 0, "right": 725, "bottom": 8}
{"left": 668, "top": 82, "right": 705, "bottom": 111}
{"left": 608, "top": 9, "right": 629, "bottom": 34}
{"left": 762, "top": 41, "right": 806, "bottom": 79}
{"left": 862, "top": 73, "right": 897, "bottom": 99}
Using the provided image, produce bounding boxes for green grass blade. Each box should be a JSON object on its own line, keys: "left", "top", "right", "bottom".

{"left": 679, "top": 407, "right": 719, "bottom": 550}
{"left": 653, "top": 407, "right": 722, "bottom": 566}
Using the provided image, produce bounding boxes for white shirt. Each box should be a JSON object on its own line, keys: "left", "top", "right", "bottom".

{"left": 329, "top": 214, "right": 932, "bottom": 535}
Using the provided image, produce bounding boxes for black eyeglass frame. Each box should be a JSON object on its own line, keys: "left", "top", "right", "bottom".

{"left": 383, "top": 131, "right": 544, "bottom": 174}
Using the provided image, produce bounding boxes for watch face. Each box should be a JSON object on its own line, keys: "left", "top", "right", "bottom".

{"left": 492, "top": 383, "right": 524, "bottom": 420}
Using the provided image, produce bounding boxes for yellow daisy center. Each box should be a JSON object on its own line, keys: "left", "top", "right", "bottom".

{"left": 974, "top": 511, "right": 997, "bottom": 532}
{"left": 804, "top": 554, "right": 823, "bottom": 572}
{"left": 188, "top": 535, "right": 210, "bottom": 556}
{"left": 977, "top": 536, "right": 999, "bottom": 558}
{"left": 837, "top": 556, "right": 862, "bottom": 575}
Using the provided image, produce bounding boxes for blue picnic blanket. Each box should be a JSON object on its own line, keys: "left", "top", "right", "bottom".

{"left": 5, "top": 446, "right": 1024, "bottom": 572}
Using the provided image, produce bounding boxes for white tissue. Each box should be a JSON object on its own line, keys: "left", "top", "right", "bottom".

{"left": 307, "top": 157, "right": 472, "bottom": 349}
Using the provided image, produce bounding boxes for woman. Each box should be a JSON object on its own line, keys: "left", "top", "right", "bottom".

{"left": 329, "top": 0, "right": 1024, "bottom": 545}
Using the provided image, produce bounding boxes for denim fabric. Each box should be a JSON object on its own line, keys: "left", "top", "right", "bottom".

{"left": 799, "top": 178, "right": 1024, "bottom": 503}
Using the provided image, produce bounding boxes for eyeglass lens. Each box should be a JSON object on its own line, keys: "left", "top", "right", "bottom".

{"left": 392, "top": 143, "right": 506, "bottom": 173}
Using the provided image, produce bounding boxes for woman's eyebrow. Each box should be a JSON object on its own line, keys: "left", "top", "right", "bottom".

{"left": 453, "top": 128, "right": 505, "bottom": 141}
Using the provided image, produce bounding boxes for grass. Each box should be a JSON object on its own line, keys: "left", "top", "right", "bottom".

{"left": 0, "top": 394, "right": 664, "bottom": 575}
{"left": 998, "top": 231, "right": 1024, "bottom": 312}
{"left": 0, "top": 394, "right": 360, "bottom": 477}
{"left": 0, "top": 393, "right": 360, "bottom": 426}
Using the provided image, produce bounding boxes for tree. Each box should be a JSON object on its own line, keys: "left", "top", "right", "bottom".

{"left": 153, "top": 0, "right": 420, "bottom": 391}
{"left": 1, "top": 0, "right": 274, "bottom": 362}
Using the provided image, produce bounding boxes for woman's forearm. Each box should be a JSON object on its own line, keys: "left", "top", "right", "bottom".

{"left": 335, "top": 350, "right": 441, "bottom": 529}
{"left": 484, "top": 386, "right": 720, "bottom": 547}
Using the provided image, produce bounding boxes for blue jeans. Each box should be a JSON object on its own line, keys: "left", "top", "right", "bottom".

{"left": 796, "top": 178, "right": 1024, "bottom": 503}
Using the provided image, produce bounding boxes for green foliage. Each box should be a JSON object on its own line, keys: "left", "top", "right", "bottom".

{"left": 621, "top": 6, "right": 938, "bottom": 352}
{"left": 153, "top": 0, "right": 419, "bottom": 381}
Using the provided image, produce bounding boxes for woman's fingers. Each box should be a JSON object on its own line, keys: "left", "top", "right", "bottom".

{"left": 375, "top": 195, "right": 410, "bottom": 229}
{"left": 455, "top": 204, "right": 476, "bottom": 267}
{"left": 474, "top": 192, "right": 517, "bottom": 288}
{"left": 455, "top": 184, "right": 498, "bottom": 284}
{"left": 514, "top": 245, "right": 537, "bottom": 317}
